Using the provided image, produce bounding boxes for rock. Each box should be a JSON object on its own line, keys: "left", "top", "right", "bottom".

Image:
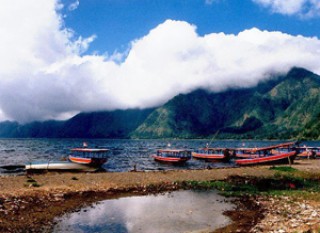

{"left": 52, "top": 193, "right": 64, "bottom": 201}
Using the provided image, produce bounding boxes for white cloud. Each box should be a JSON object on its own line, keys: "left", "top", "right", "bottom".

{"left": 1, "top": 0, "right": 320, "bottom": 122}
{"left": 68, "top": 0, "right": 79, "bottom": 11}
{"left": 252, "top": 0, "right": 320, "bottom": 18}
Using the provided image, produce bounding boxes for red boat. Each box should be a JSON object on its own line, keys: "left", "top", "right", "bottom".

{"left": 235, "top": 151, "right": 297, "bottom": 166}
{"left": 192, "top": 148, "right": 231, "bottom": 161}
{"left": 296, "top": 146, "right": 320, "bottom": 159}
{"left": 69, "top": 148, "right": 110, "bottom": 167}
{"left": 152, "top": 149, "right": 191, "bottom": 163}
{"left": 235, "top": 142, "right": 296, "bottom": 158}
{"left": 235, "top": 142, "right": 297, "bottom": 166}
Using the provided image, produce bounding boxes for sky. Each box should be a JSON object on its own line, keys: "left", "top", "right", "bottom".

{"left": 1, "top": 0, "right": 320, "bottom": 122}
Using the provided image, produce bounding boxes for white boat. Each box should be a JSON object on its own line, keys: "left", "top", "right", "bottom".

{"left": 25, "top": 161, "right": 98, "bottom": 172}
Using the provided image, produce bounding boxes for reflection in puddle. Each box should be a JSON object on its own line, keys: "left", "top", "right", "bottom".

{"left": 53, "top": 190, "right": 234, "bottom": 233}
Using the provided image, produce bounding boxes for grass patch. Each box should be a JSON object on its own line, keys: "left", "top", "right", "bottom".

{"left": 178, "top": 174, "right": 320, "bottom": 199}
{"left": 25, "top": 177, "right": 41, "bottom": 188}
{"left": 26, "top": 177, "right": 37, "bottom": 183}
{"left": 29, "top": 182, "right": 41, "bottom": 187}
{"left": 269, "top": 166, "right": 298, "bottom": 173}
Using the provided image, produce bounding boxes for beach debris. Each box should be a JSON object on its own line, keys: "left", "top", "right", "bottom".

{"left": 251, "top": 197, "right": 320, "bottom": 232}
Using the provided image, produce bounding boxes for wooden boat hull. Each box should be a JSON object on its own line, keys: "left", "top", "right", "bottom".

{"left": 25, "top": 161, "right": 97, "bottom": 172}
{"left": 152, "top": 155, "right": 190, "bottom": 163}
{"left": 236, "top": 154, "right": 262, "bottom": 159}
{"left": 69, "top": 155, "right": 107, "bottom": 166}
{"left": 235, "top": 151, "right": 297, "bottom": 166}
{"left": 192, "top": 152, "right": 226, "bottom": 161}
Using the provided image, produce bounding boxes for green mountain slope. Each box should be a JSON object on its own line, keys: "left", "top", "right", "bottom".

{"left": 132, "top": 68, "right": 320, "bottom": 139}
{"left": 60, "top": 108, "right": 154, "bottom": 138}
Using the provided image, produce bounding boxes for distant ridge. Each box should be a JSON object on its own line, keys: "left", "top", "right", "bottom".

{"left": 0, "top": 108, "right": 154, "bottom": 138}
{"left": 1, "top": 67, "right": 320, "bottom": 139}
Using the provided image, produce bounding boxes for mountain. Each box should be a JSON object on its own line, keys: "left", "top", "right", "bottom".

{"left": 1, "top": 67, "right": 320, "bottom": 139}
{"left": 0, "top": 108, "right": 154, "bottom": 138}
{"left": 131, "top": 68, "right": 320, "bottom": 139}
{"left": 0, "top": 120, "right": 63, "bottom": 138}
{"left": 59, "top": 108, "right": 155, "bottom": 138}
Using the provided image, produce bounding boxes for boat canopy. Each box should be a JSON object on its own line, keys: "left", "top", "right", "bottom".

{"left": 71, "top": 148, "right": 110, "bottom": 152}
{"left": 196, "top": 148, "right": 227, "bottom": 153}
{"left": 157, "top": 149, "right": 191, "bottom": 153}
{"left": 248, "top": 142, "right": 296, "bottom": 152}
{"left": 234, "top": 142, "right": 296, "bottom": 153}
{"left": 156, "top": 149, "right": 191, "bottom": 158}
{"left": 70, "top": 148, "right": 110, "bottom": 158}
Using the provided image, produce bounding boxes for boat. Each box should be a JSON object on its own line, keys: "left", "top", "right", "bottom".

{"left": 235, "top": 142, "right": 296, "bottom": 158}
{"left": 69, "top": 148, "right": 110, "bottom": 166}
{"left": 25, "top": 144, "right": 110, "bottom": 172}
{"left": 192, "top": 148, "right": 232, "bottom": 161}
{"left": 296, "top": 146, "right": 320, "bottom": 159}
{"left": 235, "top": 142, "right": 297, "bottom": 166}
{"left": 152, "top": 149, "right": 192, "bottom": 163}
{"left": 25, "top": 161, "right": 98, "bottom": 172}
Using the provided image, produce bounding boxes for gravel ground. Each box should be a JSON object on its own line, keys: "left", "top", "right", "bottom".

{"left": 251, "top": 196, "right": 320, "bottom": 233}
{"left": 0, "top": 159, "right": 319, "bottom": 232}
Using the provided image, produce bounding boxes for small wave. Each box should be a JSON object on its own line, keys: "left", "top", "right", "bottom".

{"left": 2, "top": 149, "right": 15, "bottom": 153}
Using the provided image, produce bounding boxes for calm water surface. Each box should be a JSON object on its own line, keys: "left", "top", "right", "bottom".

{"left": 0, "top": 138, "right": 315, "bottom": 174}
{"left": 53, "top": 190, "right": 235, "bottom": 233}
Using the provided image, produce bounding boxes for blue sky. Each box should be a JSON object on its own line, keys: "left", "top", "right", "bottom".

{"left": 61, "top": 0, "right": 320, "bottom": 55}
{"left": 1, "top": 0, "right": 320, "bottom": 122}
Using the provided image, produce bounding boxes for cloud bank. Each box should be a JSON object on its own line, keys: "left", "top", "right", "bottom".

{"left": 252, "top": 0, "right": 320, "bottom": 18}
{"left": 1, "top": 0, "right": 320, "bottom": 122}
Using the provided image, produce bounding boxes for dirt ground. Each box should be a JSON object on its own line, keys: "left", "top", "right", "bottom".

{"left": 0, "top": 160, "right": 319, "bottom": 232}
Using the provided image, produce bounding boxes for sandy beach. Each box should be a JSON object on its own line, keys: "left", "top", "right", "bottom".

{"left": 1, "top": 160, "right": 320, "bottom": 232}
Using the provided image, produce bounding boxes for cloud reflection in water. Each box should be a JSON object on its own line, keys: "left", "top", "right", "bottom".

{"left": 53, "top": 190, "right": 234, "bottom": 233}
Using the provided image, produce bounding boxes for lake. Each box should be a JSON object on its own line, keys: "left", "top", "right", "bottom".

{"left": 0, "top": 138, "right": 314, "bottom": 174}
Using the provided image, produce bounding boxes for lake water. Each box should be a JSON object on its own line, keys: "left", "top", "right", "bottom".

{"left": 0, "top": 138, "right": 316, "bottom": 174}
{"left": 53, "top": 190, "right": 235, "bottom": 233}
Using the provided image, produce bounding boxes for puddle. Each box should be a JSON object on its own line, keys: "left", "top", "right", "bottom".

{"left": 53, "top": 190, "right": 234, "bottom": 233}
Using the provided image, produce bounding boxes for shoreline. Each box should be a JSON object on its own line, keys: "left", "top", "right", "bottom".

{"left": 1, "top": 160, "right": 320, "bottom": 232}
